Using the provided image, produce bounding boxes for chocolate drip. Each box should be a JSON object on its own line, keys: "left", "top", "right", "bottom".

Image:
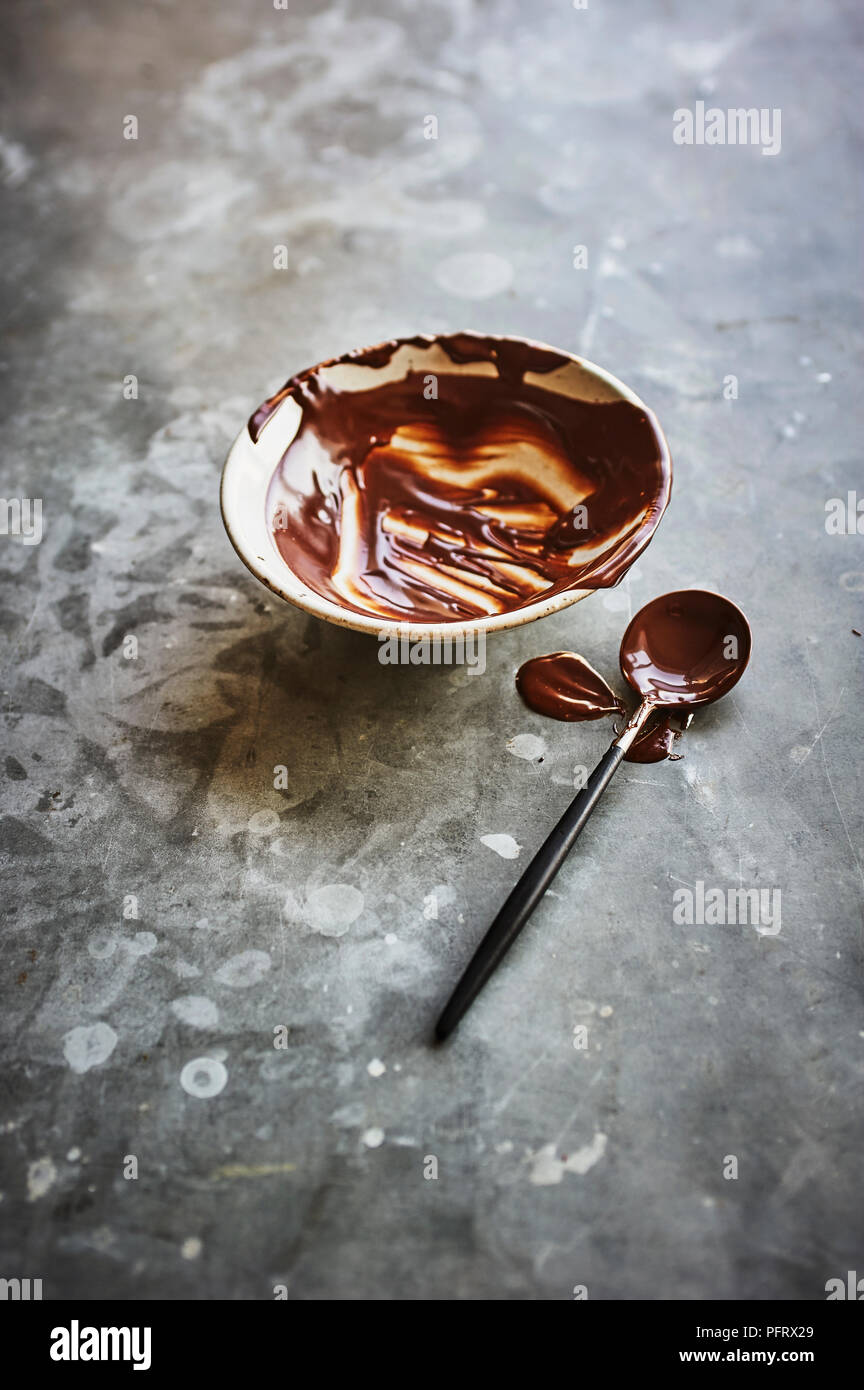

{"left": 622, "top": 713, "right": 683, "bottom": 762}
{"left": 255, "top": 334, "right": 670, "bottom": 625}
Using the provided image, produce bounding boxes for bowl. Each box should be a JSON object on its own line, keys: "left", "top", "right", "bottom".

{"left": 220, "top": 332, "right": 672, "bottom": 639}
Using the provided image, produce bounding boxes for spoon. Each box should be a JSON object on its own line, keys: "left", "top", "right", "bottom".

{"left": 434, "top": 589, "right": 752, "bottom": 1041}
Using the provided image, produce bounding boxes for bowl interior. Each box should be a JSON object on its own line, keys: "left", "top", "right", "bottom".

{"left": 220, "top": 333, "right": 672, "bottom": 638}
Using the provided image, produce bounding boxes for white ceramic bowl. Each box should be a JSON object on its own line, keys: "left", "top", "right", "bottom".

{"left": 220, "top": 333, "right": 672, "bottom": 639}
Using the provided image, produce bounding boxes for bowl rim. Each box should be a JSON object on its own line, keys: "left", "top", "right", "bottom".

{"left": 220, "top": 331, "right": 673, "bottom": 639}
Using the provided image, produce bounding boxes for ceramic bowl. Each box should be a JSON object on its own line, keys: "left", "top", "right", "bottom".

{"left": 220, "top": 333, "right": 672, "bottom": 639}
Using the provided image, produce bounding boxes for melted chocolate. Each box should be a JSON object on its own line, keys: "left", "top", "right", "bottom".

{"left": 622, "top": 713, "right": 683, "bottom": 763}
{"left": 515, "top": 592, "right": 750, "bottom": 766}
{"left": 516, "top": 650, "right": 685, "bottom": 763}
{"left": 516, "top": 652, "right": 625, "bottom": 721}
{"left": 620, "top": 590, "right": 751, "bottom": 706}
{"left": 257, "top": 334, "right": 670, "bottom": 624}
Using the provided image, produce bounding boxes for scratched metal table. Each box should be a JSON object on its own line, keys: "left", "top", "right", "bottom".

{"left": 1, "top": 0, "right": 861, "bottom": 1300}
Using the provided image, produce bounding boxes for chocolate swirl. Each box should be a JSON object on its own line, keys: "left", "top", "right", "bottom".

{"left": 258, "top": 334, "right": 671, "bottom": 624}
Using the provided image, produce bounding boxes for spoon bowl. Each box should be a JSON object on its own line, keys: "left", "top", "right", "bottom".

{"left": 620, "top": 589, "right": 752, "bottom": 708}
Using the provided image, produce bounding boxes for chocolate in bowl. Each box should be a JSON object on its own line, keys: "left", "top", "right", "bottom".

{"left": 221, "top": 334, "right": 672, "bottom": 635}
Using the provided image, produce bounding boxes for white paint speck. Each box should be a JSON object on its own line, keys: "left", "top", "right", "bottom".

{"left": 361, "top": 1127, "right": 385, "bottom": 1149}
{"left": 27, "top": 1157, "right": 57, "bottom": 1201}
{"left": 171, "top": 996, "right": 219, "bottom": 1028}
{"left": 214, "top": 950, "right": 271, "bottom": 987}
{"left": 481, "top": 833, "right": 521, "bottom": 859}
{"left": 180, "top": 1058, "right": 228, "bottom": 1098}
{"left": 181, "top": 1236, "right": 202, "bottom": 1260}
{"left": 63, "top": 1022, "right": 118, "bottom": 1074}
{"left": 384, "top": 932, "right": 398, "bottom": 945}
{"left": 367, "top": 1058, "right": 386, "bottom": 1078}
{"left": 306, "top": 884, "right": 365, "bottom": 937}
{"left": 422, "top": 893, "right": 438, "bottom": 921}
{"left": 435, "top": 251, "right": 513, "bottom": 299}
{"left": 529, "top": 1132, "right": 608, "bottom": 1186}
{"left": 66, "top": 1147, "right": 81, "bottom": 1162}
{"left": 598, "top": 1004, "right": 613, "bottom": 1018}
{"left": 0, "top": 134, "right": 34, "bottom": 187}
{"left": 816, "top": 372, "right": 832, "bottom": 383}
{"left": 507, "top": 733, "right": 546, "bottom": 762}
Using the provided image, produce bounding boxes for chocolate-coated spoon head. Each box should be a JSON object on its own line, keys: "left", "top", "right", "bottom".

{"left": 619, "top": 589, "right": 751, "bottom": 708}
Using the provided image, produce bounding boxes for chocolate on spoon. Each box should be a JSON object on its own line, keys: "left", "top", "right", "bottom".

{"left": 515, "top": 650, "right": 688, "bottom": 762}
{"left": 435, "top": 589, "right": 751, "bottom": 1041}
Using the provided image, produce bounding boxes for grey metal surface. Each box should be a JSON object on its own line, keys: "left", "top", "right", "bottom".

{"left": 1, "top": 0, "right": 861, "bottom": 1300}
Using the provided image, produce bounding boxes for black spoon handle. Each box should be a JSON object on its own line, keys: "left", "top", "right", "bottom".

{"left": 435, "top": 741, "right": 626, "bottom": 1041}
